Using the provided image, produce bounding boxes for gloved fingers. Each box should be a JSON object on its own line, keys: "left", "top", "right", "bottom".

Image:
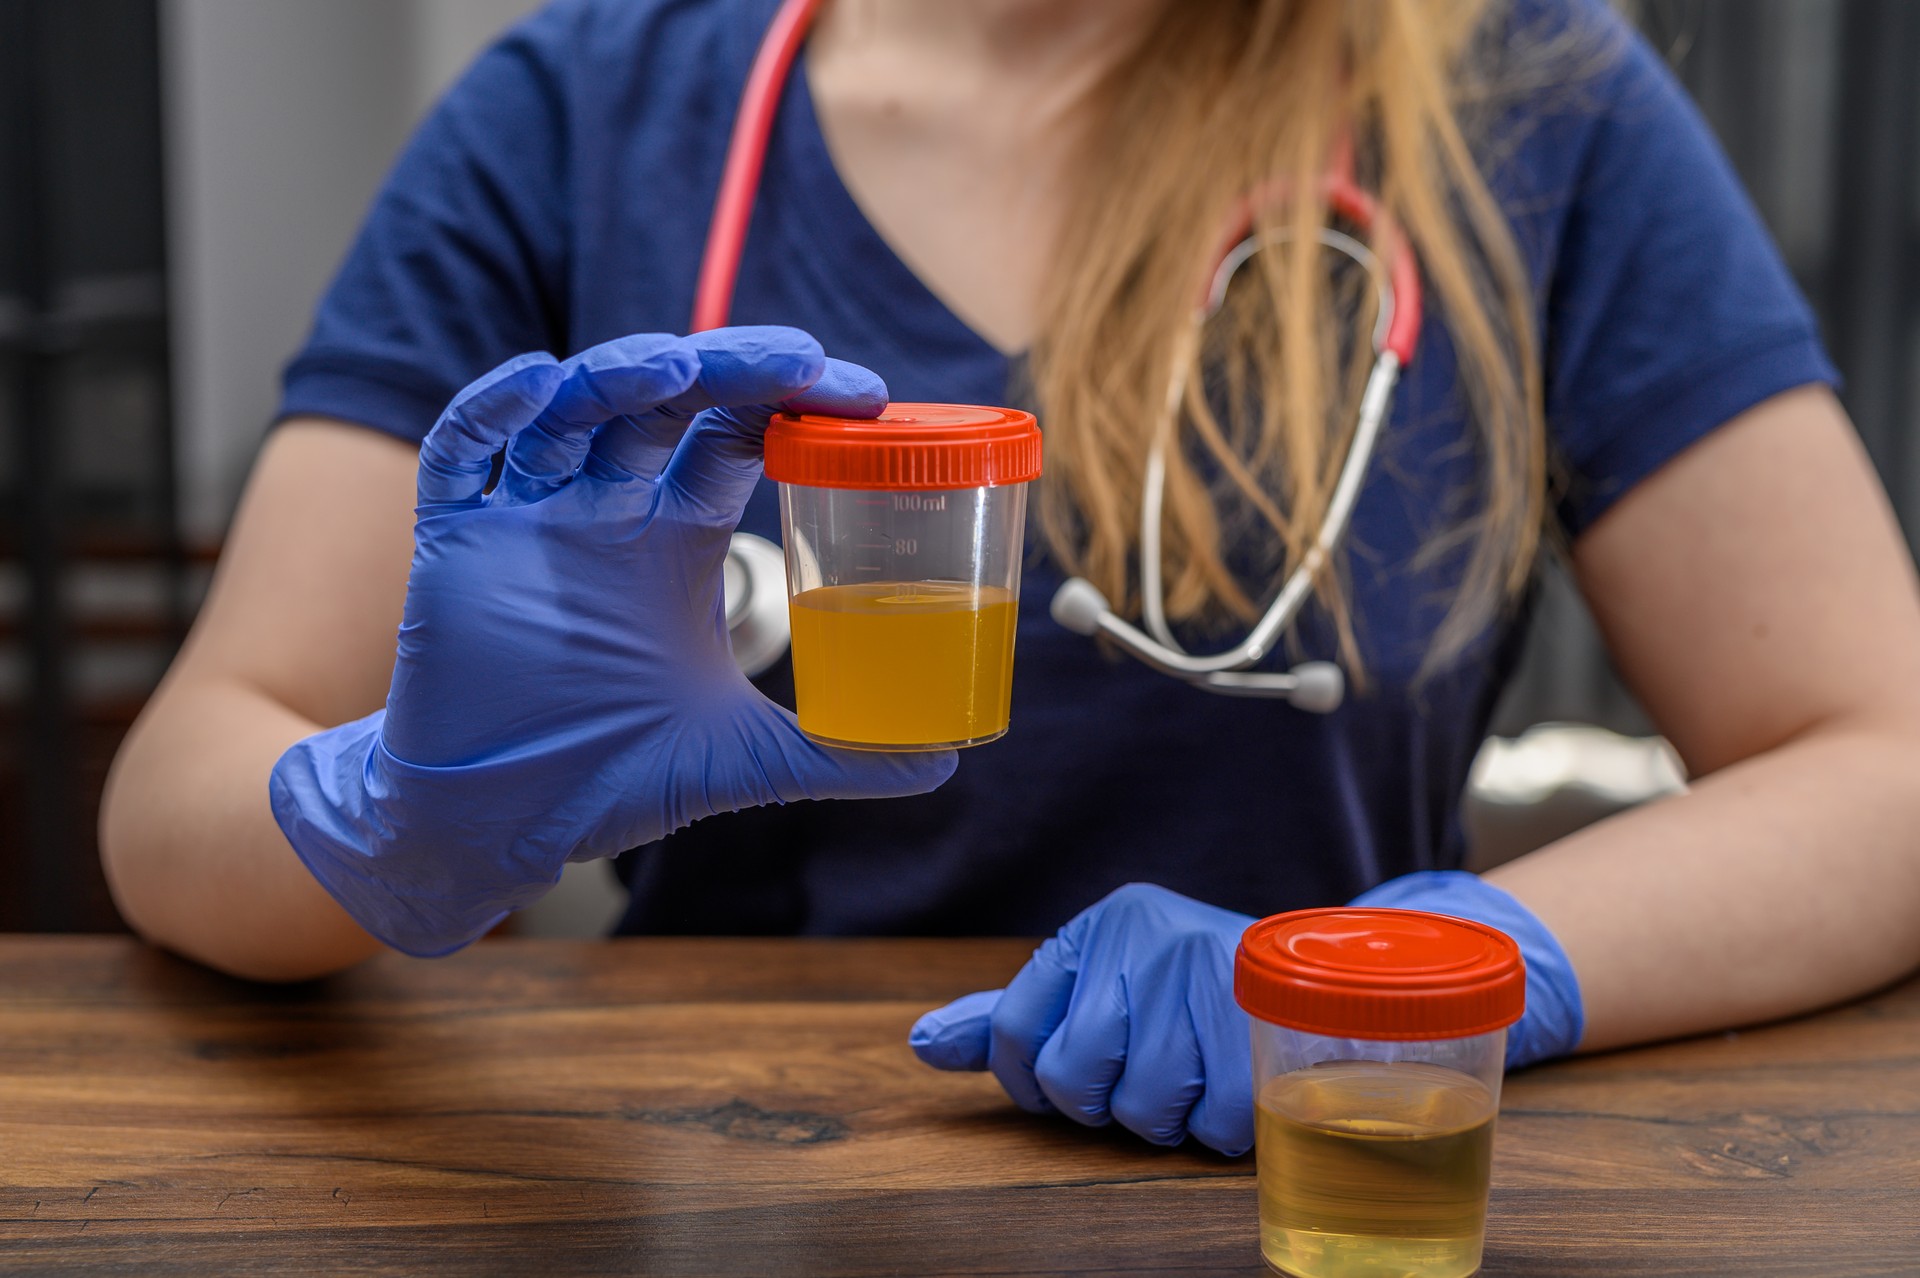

{"left": 524, "top": 333, "right": 702, "bottom": 484}
{"left": 775, "top": 352, "right": 890, "bottom": 417}
{"left": 497, "top": 419, "right": 591, "bottom": 505}
{"left": 1105, "top": 997, "right": 1205, "bottom": 1147}
{"left": 751, "top": 706, "right": 958, "bottom": 804}
{"left": 417, "top": 353, "right": 565, "bottom": 508}
{"left": 909, "top": 989, "right": 1002, "bottom": 1071}
{"left": 1032, "top": 977, "right": 1129, "bottom": 1128}
{"left": 1183, "top": 936, "right": 1256, "bottom": 1154}
{"left": 677, "top": 325, "right": 834, "bottom": 412}
{"left": 586, "top": 326, "right": 827, "bottom": 480}
{"left": 984, "top": 919, "right": 1091, "bottom": 1115}
{"left": 1182, "top": 1045, "right": 1255, "bottom": 1156}
{"left": 661, "top": 357, "right": 887, "bottom": 526}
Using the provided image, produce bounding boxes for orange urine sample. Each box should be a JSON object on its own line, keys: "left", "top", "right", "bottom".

{"left": 788, "top": 581, "right": 1019, "bottom": 749}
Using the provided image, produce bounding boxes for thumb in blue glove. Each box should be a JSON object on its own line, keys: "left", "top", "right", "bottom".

{"left": 910, "top": 883, "right": 1256, "bottom": 1155}
{"left": 271, "top": 327, "right": 957, "bottom": 958}
{"left": 1349, "top": 870, "right": 1585, "bottom": 1068}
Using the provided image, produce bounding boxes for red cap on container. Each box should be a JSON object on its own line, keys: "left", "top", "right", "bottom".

{"left": 765, "top": 402, "right": 1041, "bottom": 492}
{"left": 1235, "top": 908, "right": 1525, "bottom": 1041}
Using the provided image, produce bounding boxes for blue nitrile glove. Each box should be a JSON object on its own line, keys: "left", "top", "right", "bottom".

{"left": 270, "top": 327, "right": 957, "bottom": 957}
{"left": 910, "top": 883, "right": 1257, "bottom": 1155}
{"left": 1350, "top": 869, "right": 1585, "bottom": 1069}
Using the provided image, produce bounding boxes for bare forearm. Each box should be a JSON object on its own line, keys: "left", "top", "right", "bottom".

{"left": 100, "top": 678, "right": 383, "bottom": 981}
{"left": 1489, "top": 717, "right": 1920, "bottom": 1054}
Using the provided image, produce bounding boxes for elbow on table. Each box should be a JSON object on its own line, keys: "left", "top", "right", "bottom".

{"left": 98, "top": 716, "right": 382, "bottom": 985}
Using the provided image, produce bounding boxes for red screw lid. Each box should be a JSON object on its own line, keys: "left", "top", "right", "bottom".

{"left": 1235, "top": 908, "right": 1525, "bottom": 1041}
{"left": 764, "top": 402, "right": 1041, "bottom": 492}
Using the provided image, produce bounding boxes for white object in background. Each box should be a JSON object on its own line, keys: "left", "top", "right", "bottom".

{"left": 1470, "top": 722, "right": 1686, "bottom": 808}
{"left": 724, "top": 533, "right": 792, "bottom": 678}
{"left": 513, "top": 859, "right": 630, "bottom": 939}
{"left": 1465, "top": 723, "right": 1687, "bottom": 872}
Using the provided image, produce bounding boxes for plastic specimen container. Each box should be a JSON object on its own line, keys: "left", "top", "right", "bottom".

{"left": 763, "top": 402, "right": 1042, "bottom": 750}
{"left": 1234, "top": 908, "right": 1526, "bottom": 1278}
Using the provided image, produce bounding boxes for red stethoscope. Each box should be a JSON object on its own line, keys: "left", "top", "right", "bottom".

{"left": 698, "top": 0, "right": 1424, "bottom": 712}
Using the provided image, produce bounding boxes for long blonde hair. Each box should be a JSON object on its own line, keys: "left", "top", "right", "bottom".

{"left": 1032, "top": 0, "right": 1547, "bottom": 681}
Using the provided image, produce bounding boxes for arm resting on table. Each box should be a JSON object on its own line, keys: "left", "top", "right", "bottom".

{"left": 100, "top": 420, "right": 415, "bottom": 981}
{"left": 1493, "top": 387, "right": 1920, "bottom": 1053}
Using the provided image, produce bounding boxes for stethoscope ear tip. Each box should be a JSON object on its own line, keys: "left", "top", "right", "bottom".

{"left": 1286, "top": 661, "right": 1345, "bottom": 714}
{"left": 1050, "top": 577, "right": 1112, "bottom": 637}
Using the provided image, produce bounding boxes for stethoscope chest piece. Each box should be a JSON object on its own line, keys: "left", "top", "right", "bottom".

{"left": 724, "top": 533, "right": 792, "bottom": 678}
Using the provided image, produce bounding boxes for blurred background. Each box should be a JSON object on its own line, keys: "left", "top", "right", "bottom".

{"left": 1, "top": 0, "right": 1915, "bottom": 933}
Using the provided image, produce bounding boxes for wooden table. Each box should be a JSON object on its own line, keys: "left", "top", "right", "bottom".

{"left": 1, "top": 938, "right": 1915, "bottom": 1275}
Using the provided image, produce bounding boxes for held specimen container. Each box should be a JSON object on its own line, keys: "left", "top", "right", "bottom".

{"left": 763, "top": 403, "right": 1042, "bottom": 750}
{"left": 1234, "top": 908, "right": 1525, "bottom": 1278}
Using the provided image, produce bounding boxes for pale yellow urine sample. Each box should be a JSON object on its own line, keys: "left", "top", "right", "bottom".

{"left": 1256, "top": 1061, "right": 1498, "bottom": 1278}
{"left": 788, "top": 581, "right": 1018, "bottom": 749}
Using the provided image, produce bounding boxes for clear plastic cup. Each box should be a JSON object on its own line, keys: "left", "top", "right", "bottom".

{"left": 763, "top": 403, "right": 1042, "bottom": 751}
{"left": 1235, "top": 908, "right": 1525, "bottom": 1278}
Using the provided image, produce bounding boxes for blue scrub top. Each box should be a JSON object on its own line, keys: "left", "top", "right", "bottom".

{"left": 280, "top": 0, "right": 1837, "bottom": 935}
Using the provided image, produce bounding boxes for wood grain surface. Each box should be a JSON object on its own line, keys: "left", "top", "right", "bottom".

{"left": 1, "top": 937, "right": 1915, "bottom": 1275}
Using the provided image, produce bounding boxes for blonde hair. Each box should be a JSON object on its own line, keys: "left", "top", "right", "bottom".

{"left": 1031, "top": 0, "right": 1546, "bottom": 681}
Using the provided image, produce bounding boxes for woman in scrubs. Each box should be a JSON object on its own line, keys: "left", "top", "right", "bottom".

{"left": 99, "top": 0, "right": 1920, "bottom": 1154}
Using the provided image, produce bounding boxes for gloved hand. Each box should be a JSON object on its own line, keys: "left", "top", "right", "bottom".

{"left": 910, "top": 882, "right": 1258, "bottom": 1155}
{"left": 908, "top": 872, "right": 1585, "bottom": 1154}
{"left": 270, "top": 326, "right": 956, "bottom": 957}
{"left": 1348, "top": 869, "right": 1585, "bottom": 1068}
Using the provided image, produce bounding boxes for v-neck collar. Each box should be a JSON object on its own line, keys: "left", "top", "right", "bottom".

{"left": 773, "top": 40, "right": 1023, "bottom": 368}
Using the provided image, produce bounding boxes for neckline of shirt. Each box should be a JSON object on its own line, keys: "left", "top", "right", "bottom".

{"left": 767, "top": 36, "right": 1020, "bottom": 368}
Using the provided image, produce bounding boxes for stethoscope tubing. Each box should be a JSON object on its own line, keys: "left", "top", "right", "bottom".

{"left": 693, "top": 0, "right": 823, "bottom": 332}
